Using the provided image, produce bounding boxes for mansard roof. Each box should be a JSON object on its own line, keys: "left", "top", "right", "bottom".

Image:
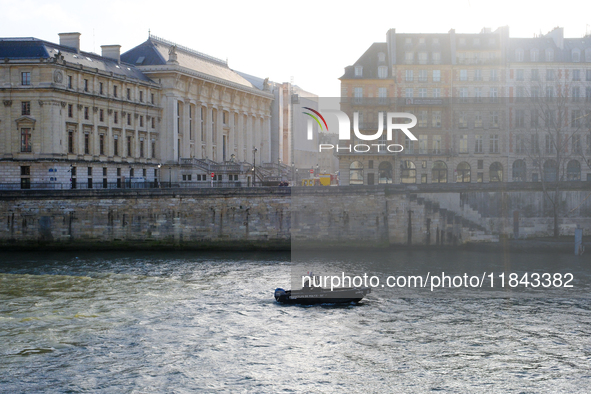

{"left": 122, "top": 35, "right": 258, "bottom": 89}
{"left": 0, "top": 37, "right": 152, "bottom": 82}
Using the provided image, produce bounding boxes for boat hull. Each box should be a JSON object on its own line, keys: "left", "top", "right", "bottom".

{"left": 274, "top": 287, "right": 370, "bottom": 305}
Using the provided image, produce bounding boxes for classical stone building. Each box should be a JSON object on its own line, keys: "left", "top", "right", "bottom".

{"left": 121, "top": 35, "right": 274, "bottom": 186}
{"left": 0, "top": 33, "right": 161, "bottom": 189}
{"left": 0, "top": 32, "right": 276, "bottom": 189}
{"left": 339, "top": 27, "right": 591, "bottom": 185}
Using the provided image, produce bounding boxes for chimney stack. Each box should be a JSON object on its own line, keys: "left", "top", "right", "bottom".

{"left": 101, "top": 45, "right": 121, "bottom": 63}
{"left": 58, "top": 32, "right": 81, "bottom": 53}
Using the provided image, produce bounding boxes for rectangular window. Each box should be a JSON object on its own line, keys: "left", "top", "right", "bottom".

{"left": 68, "top": 104, "right": 73, "bottom": 118}
{"left": 460, "top": 69, "right": 467, "bottom": 81}
{"left": 515, "top": 134, "right": 525, "bottom": 154}
{"left": 378, "top": 87, "right": 387, "bottom": 104}
{"left": 152, "top": 117, "right": 155, "bottom": 128}
{"left": 405, "top": 88, "right": 413, "bottom": 98}
{"left": 127, "top": 136, "right": 132, "bottom": 157}
{"left": 405, "top": 70, "right": 413, "bottom": 82}
{"left": 127, "top": 113, "right": 131, "bottom": 126}
{"left": 490, "top": 69, "right": 498, "bottom": 81}
{"left": 405, "top": 136, "right": 414, "bottom": 154}
{"left": 490, "top": 111, "right": 499, "bottom": 128}
{"left": 432, "top": 135, "right": 441, "bottom": 154}
{"left": 127, "top": 88, "right": 131, "bottom": 100}
{"left": 114, "top": 111, "right": 119, "bottom": 124}
{"left": 99, "top": 82, "right": 104, "bottom": 95}
{"left": 474, "top": 111, "right": 483, "bottom": 128}
{"left": 21, "top": 72, "right": 31, "bottom": 85}
{"left": 152, "top": 140, "right": 156, "bottom": 158}
{"left": 84, "top": 107, "right": 89, "bottom": 120}
{"left": 354, "top": 87, "right": 363, "bottom": 103}
{"left": 140, "top": 116, "right": 144, "bottom": 127}
{"left": 516, "top": 110, "right": 525, "bottom": 127}
{"left": 113, "top": 136, "right": 119, "bottom": 156}
{"left": 475, "top": 135, "right": 483, "bottom": 153}
{"left": 84, "top": 79, "right": 88, "bottom": 92}
{"left": 516, "top": 69, "right": 524, "bottom": 81}
{"left": 84, "top": 133, "right": 90, "bottom": 154}
{"left": 531, "top": 69, "right": 539, "bottom": 81}
{"left": 475, "top": 87, "right": 482, "bottom": 102}
{"left": 418, "top": 70, "right": 428, "bottom": 82}
{"left": 490, "top": 134, "right": 499, "bottom": 153}
{"left": 418, "top": 88, "right": 427, "bottom": 98}
{"left": 418, "top": 111, "right": 428, "bottom": 127}
{"left": 68, "top": 75, "right": 73, "bottom": 89}
{"left": 21, "top": 101, "right": 31, "bottom": 116}
{"left": 459, "top": 87, "right": 468, "bottom": 102}
{"left": 459, "top": 135, "right": 468, "bottom": 153}
{"left": 474, "top": 69, "right": 482, "bottom": 81}
{"left": 99, "top": 109, "right": 104, "bottom": 122}
{"left": 432, "top": 88, "right": 441, "bottom": 98}
{"left": 432, "top": 52, "right": 441, "bottom": 64}
{"left": 113, "top": 85, "right": 118, "bottom": 97}
{"left": 139, "top": 91, "right": 144, "bottom": 102}
{"left": 573, "top": 70, "right": 581, "bottom": 81}
{"left": 20, "top": 128, "right": 32, "bottom": 152}
{"left": 546, "top": 69, "right": 555, "bottom": 81}
{"left": 432, "top": 111, "right": 441, "bottom": 127}
{"left": 531, "top": 109, "right": 539, "bottom": 128}
{"left": 140, "top": 140, "right": 144, "bottom": 158}
{"left": 573, "top": 87, "right": 580, "bottom": 101}
{"left": 432, "top": 70, "right": 441, "bottom": 82}
{"left": 419, "top": 135, "right": 427, "bottom": 154}
{"left": 99, "top": 134, "right": 104, "bottom": 155}
{"left": 151, "top": 93, "right": 155, "bottom": 104}
{"left": 490, "top": 87, "right": 498, "bottom": 102}
{"left": 68, "top": 131, "right": 74, "bottom": 153}
{"left": 572, "top": 110, "right": 581, "bottom": 128}
{"left": 20, "top": 166, "right": 30, "bottom": 189}
{"left": 458, "top": 111, "right": 467, "bottom": 128}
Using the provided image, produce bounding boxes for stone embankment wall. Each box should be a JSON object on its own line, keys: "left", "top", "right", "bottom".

{"left": 0, "top": 183, "right": 590, "bottom": 249}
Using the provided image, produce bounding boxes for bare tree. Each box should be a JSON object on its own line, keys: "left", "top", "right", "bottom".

{"left": 519, "top": 74, "right": 588, "bottom": 237}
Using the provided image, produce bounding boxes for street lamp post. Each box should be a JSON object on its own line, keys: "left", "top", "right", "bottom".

{"left": 252, "top": 147, "right": 257, "bottom": 187}
{"left": 157, "top": 164, "right": 161, "bottom": 188}
{"left": 169, "top": 166, "right": 172, "bottom": 188}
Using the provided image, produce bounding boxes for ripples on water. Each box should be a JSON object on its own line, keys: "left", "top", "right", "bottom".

{"left": 0, "top": 250, "right": 590, "bottom": 393}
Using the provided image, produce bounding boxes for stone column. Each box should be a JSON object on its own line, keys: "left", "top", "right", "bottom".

{"left": 205, "top": 105, "right": 212, "bottom": 160}
{"left": 246, "top": 113, "right": 253, "bottom": 164}
{"left": 216, "top": 108, "right": 223, "bottom": 162}
{"left": 229, "top": 110, "right": 236, "bottom": 159}
{"left": 263, "top": 115, "right": 271, "bottom": 163}
{"left": 236, "top": 112, "right": 243, "bottom": 161}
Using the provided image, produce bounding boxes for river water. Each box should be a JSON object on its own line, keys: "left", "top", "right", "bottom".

{"left": 1, "top": 249, "right": 590, "bottom": 393}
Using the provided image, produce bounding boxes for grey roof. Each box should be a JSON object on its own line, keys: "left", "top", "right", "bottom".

{"left": 0, "top": 37, "right": 153, "bottom": 82}
{"left": 341, "top": 42, "right": 389, "bottom": 79}
{"left": 122, "top": 36, "right": 258, "bottom": 89}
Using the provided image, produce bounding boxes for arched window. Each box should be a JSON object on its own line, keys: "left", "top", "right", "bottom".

{"left": 512, "top": 160, "right": 526, "bottom": 182}
{"left": 567, "top": 160, "right": 581, "bottom": 181}
{"left": 400, "top": 160, "right": 416, "bottom": 184}
{"left": 456, "top": 162, "right": 471, "bottom": 183}
{"left": 432, "top": 161, "right": 447, "bottom": 183}
{"left": 490, "top": 162, "right": 503, "bottom": 182}
{"left": 378, "top": 161, "right": 393, "bottom": 184}
{"left": 543, "top": 159, "right": 558, "bottom": 182}
{"left": 349, "top": 161, "right": 364, "bottom": 185}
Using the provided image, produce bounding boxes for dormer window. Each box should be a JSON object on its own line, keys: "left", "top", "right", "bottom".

{"left": 530, "top": 49, "right": 539, "bottom": 62}
{"left": 545, "top": 48, "right": 554, "bottom": 62}
{"left": 432, "top": 38, "right": 439, "bottom": 45}
{"left": 418, "top": 38, "right": 426, "bottom": 45}
{"left": 354, "top": 66, "right": 363, "bottom": 77}
{"left": 515, "top": 49, "right": 524, "bottom": 62}
{"left": 378, "top": 52, "right": 385, "bottom": 62}
{"left": 572, "top": 49, "right": 580, "bottom": 62}
{"left": 473, "top": 38, "right": 480, "bottom": 45}
{"left": 378, "top": 66, "right": 387, "bottom": 79}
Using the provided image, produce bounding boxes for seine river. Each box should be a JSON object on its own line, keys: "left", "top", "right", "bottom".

{"left": 1, "top": 249, "right": 590, "bottom": 393}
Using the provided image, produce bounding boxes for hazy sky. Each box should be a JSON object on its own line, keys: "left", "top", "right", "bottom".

{"left": 2, "top": 0, "right": 590, "bottom": 97}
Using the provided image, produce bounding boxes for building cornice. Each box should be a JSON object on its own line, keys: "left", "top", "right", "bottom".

{"left": 137, "top": 65, "right": 274, "bottom": 101}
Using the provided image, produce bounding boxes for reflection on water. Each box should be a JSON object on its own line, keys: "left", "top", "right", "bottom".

{"left": 1, "top": 250, "right": 590, "bottom": 393}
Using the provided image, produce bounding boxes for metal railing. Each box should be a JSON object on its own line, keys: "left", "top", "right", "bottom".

{"left": 0, "top": 180, "right": 252, "bottom": 190}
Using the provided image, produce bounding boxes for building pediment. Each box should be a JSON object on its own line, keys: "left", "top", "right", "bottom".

{"left": 15, "top": 115, "right": 36, "bottom": 129}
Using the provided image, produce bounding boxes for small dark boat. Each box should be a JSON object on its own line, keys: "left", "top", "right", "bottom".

{"left": 274, "top": 286, "right": 371, "bottom": 305}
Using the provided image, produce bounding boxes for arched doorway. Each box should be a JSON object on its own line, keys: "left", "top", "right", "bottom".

{"left": 512, "top": 160, "right": 526, "bottom": 182}
{"left": 378, "top": 161, "right": 393, "bottom": 184}
{"left": 400, "top": 160, "right": 416, "bottom": 184}
{"left": 432, "top": 161, "right": 447, "bottom": 183}
{"left": 456, "top": 162, "right": 471, "bottom": 183}
{"left": 490, "top": 162, "right": 503, "bottom": 182}
{"left": 349, "top": 161, "right": 364, "bottom": 185}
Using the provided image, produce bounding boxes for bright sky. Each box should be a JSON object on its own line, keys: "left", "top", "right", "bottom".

{"left": 2, "top": 0, "right": 590, "bottom": 97}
